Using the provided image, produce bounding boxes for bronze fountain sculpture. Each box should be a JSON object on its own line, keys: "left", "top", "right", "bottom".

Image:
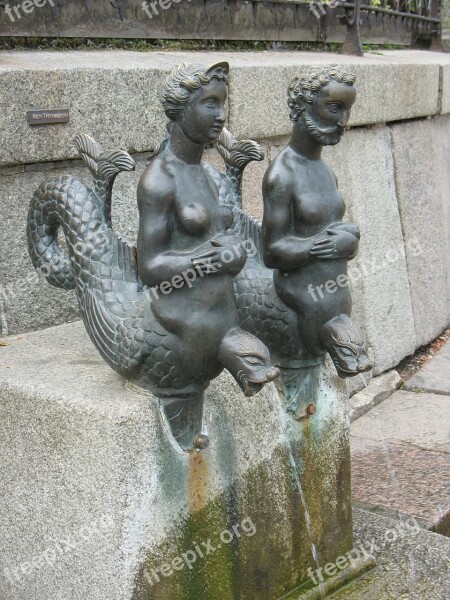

{"left": 27, "top": 61, "right": 279, "bottom": 452}
{"left": 23, "top": 60, "right": 375, "bottom": 600}
{"left": 27, "top": 61, "right": 371, "bottom": 450}
{"left": 218, "top": 65, "right": 373, "bottom": 377}
{"left": 263, "top": 66, "right": 372, "bottom": 377}
{"left": 206, "top": 64, "right": 373, "bottom": 417}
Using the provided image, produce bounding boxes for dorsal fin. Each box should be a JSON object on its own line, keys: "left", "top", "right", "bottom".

{"left": 215, "top": 127, "right": 264, "bottom": 172}
{"left": 96, "top": 150, "right": 136, "bottom": 179}
{"left": 74, "top": 133, "right": 135, "bottom": 225}
{"left": 74, "top": 133, "right": 103, "bottom": 173}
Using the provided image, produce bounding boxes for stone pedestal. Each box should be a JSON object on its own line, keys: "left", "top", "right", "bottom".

{"left": 0, "top": 322, "right": 350, "bottom": 600}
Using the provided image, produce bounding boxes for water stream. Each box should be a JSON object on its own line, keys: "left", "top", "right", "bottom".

{"left": 276, "top": 393, "right": 326, "bottom": 599}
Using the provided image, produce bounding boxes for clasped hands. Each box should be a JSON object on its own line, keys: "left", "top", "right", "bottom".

{"left": 190, "top": 233, "right": 247, "bottom": 275}
{"left": 310, "top": 222, "right": 360, "bottom": 260}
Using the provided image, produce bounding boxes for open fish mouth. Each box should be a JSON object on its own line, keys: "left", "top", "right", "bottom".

{"left": 243, "top": 380, "right": 265, "bottom": 397}
{"left": 241, "top": 367, "right": 280, "bottom": 397}
{"left": 333, "top": 361, "right": 358, "bottom": 376}
{"left": 333, "top": 358, "right": 372, "bottom": 376}
{"left": 236, "top": 367, "right": 280, "bottom": 398}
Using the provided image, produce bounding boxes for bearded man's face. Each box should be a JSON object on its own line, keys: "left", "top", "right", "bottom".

{"left": 299, "top": 79, "right": 356, "bottom": 146}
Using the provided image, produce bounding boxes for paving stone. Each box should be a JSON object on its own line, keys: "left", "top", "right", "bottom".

{"left": 350, "top": 350, "right": 450, "bottom": 541}
{"left": 292, "top": 508, "right": 450, "bottom": 598}
{"left": 404, "top": 341, "right": 450, "bottom": 396}
{"left": 351, "top": 390, "right": 450, "bottom": 453}
{"left": 347, "top": 374, "right": 369, "bottom": 397}
{"left": 390, "top": 115, "right": 450, "bottom": 347}
{"left": 329, "top": 508, "right": 450, "bottom": 599}
{"left": 350, "top": 370, "right": 402, "bottom": 422}
{"left": 351, "top": 438, "right": 449, "bottom": 531}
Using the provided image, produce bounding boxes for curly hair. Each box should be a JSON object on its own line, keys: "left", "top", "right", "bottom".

{"left": 288, "top": 65, "right": 356, "bottom": 123}
{"left": 152, "top": 62, "right": 229, "bottom": 157}
{"left": 161, "top": 62, "right": 228, "bottom": 122}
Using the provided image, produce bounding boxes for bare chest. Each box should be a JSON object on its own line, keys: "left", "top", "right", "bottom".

{"left": 291, "top": 164, "right": 346, "bottom": 232}
{"left": 173, "top": 166, "right": 232, "bottom": 238}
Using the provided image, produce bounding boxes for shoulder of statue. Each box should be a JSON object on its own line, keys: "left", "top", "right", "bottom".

{"left": 138, "top": 157, "right": 175, "bottom": 205}
{"left": 322, "top": 159, "right": 338, "bottom": 186}
{"left": 265, "top": 147, "right": 298, "bottom": 186}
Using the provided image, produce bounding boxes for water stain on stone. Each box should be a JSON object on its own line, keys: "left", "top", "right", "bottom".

{"left": 188, "top": 450, "right": 209, "bottom": 513}
{"left": 132, "top": 368, "right": 352, "bottom": 600}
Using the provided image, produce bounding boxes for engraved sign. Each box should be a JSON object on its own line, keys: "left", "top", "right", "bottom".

{"left": 27, "top": 109, "right": 70, "bottom": 126}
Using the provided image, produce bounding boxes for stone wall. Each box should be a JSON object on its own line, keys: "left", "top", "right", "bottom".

{"left": 1, "top": 49, "right": 449, "bottom": 382}
{"left": 443, "top": 0, "right": 450, "bottom": 50}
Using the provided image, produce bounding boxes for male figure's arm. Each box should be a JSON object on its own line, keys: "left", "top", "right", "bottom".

{"left": 262, "top": 166, "right": 319, "bottom": 270}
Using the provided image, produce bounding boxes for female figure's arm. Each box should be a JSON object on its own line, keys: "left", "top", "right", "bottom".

{"left": 137, "top": 165, "right": 198, "bottom": 288}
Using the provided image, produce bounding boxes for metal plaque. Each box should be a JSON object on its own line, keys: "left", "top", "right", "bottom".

{"left": 27, "top": 109, "right": 70, "bottom": 126}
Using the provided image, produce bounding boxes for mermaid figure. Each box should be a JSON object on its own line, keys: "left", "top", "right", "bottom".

{"left": 261, "top": 66, "right": 372, "bottom": 377}
{"left": 206, "top": 66, "right": 372, "bottom": 379}
{"left": 27, "top": 61, "right": 279, "bottom": 451}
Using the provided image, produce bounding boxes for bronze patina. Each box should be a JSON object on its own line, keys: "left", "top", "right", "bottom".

{"left": 26, "top": 61, "right": 372, "bottom": 450}
{"left": 26, "top": 61, "right": 279, "bottom": 451}
{"left": 261, "top": 65, "right": 372, "bottom": 378}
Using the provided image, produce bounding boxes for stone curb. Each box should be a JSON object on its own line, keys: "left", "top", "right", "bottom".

{"left": 281, "top": 557, "right": 375, "bottom": 599}
{"left": 350, "top": 370, "right": 403, "bottom": 422}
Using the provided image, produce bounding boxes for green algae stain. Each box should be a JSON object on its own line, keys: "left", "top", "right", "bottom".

{"left": 132, "top": 437, "right": 353, "bottom": 600}
{"left": 297, "top": 413, "right": 353, "bottom": 566}
{"left": 132, "top": 449, "right": 238, "bottom": 600}
{"left": 132, "top": 489, "right": 237, "bottom": 600}
{"left": 132, "top": 363, "right": 353, "bottom": 600}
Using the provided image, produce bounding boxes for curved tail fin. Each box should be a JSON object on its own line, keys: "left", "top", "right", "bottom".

{"left": 74, "top": 134, "right": 135, "bottom": 225}
{"left": 74, "top": 134, "right": 136, "bottom": 178}
{"left": 215, "top": 128, "right": 263, "bottom": 171}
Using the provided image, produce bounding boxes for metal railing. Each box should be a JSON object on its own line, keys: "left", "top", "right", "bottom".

{"left": 0, "top": 0, "right": 443, "bottom": 54}
{"left": 338, "top": 0, "right": 442, "bottom": 53}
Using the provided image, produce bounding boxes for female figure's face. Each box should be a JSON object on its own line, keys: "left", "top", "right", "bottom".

{"left": 177, "top": 79, "right": 227, "bottom": 145}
